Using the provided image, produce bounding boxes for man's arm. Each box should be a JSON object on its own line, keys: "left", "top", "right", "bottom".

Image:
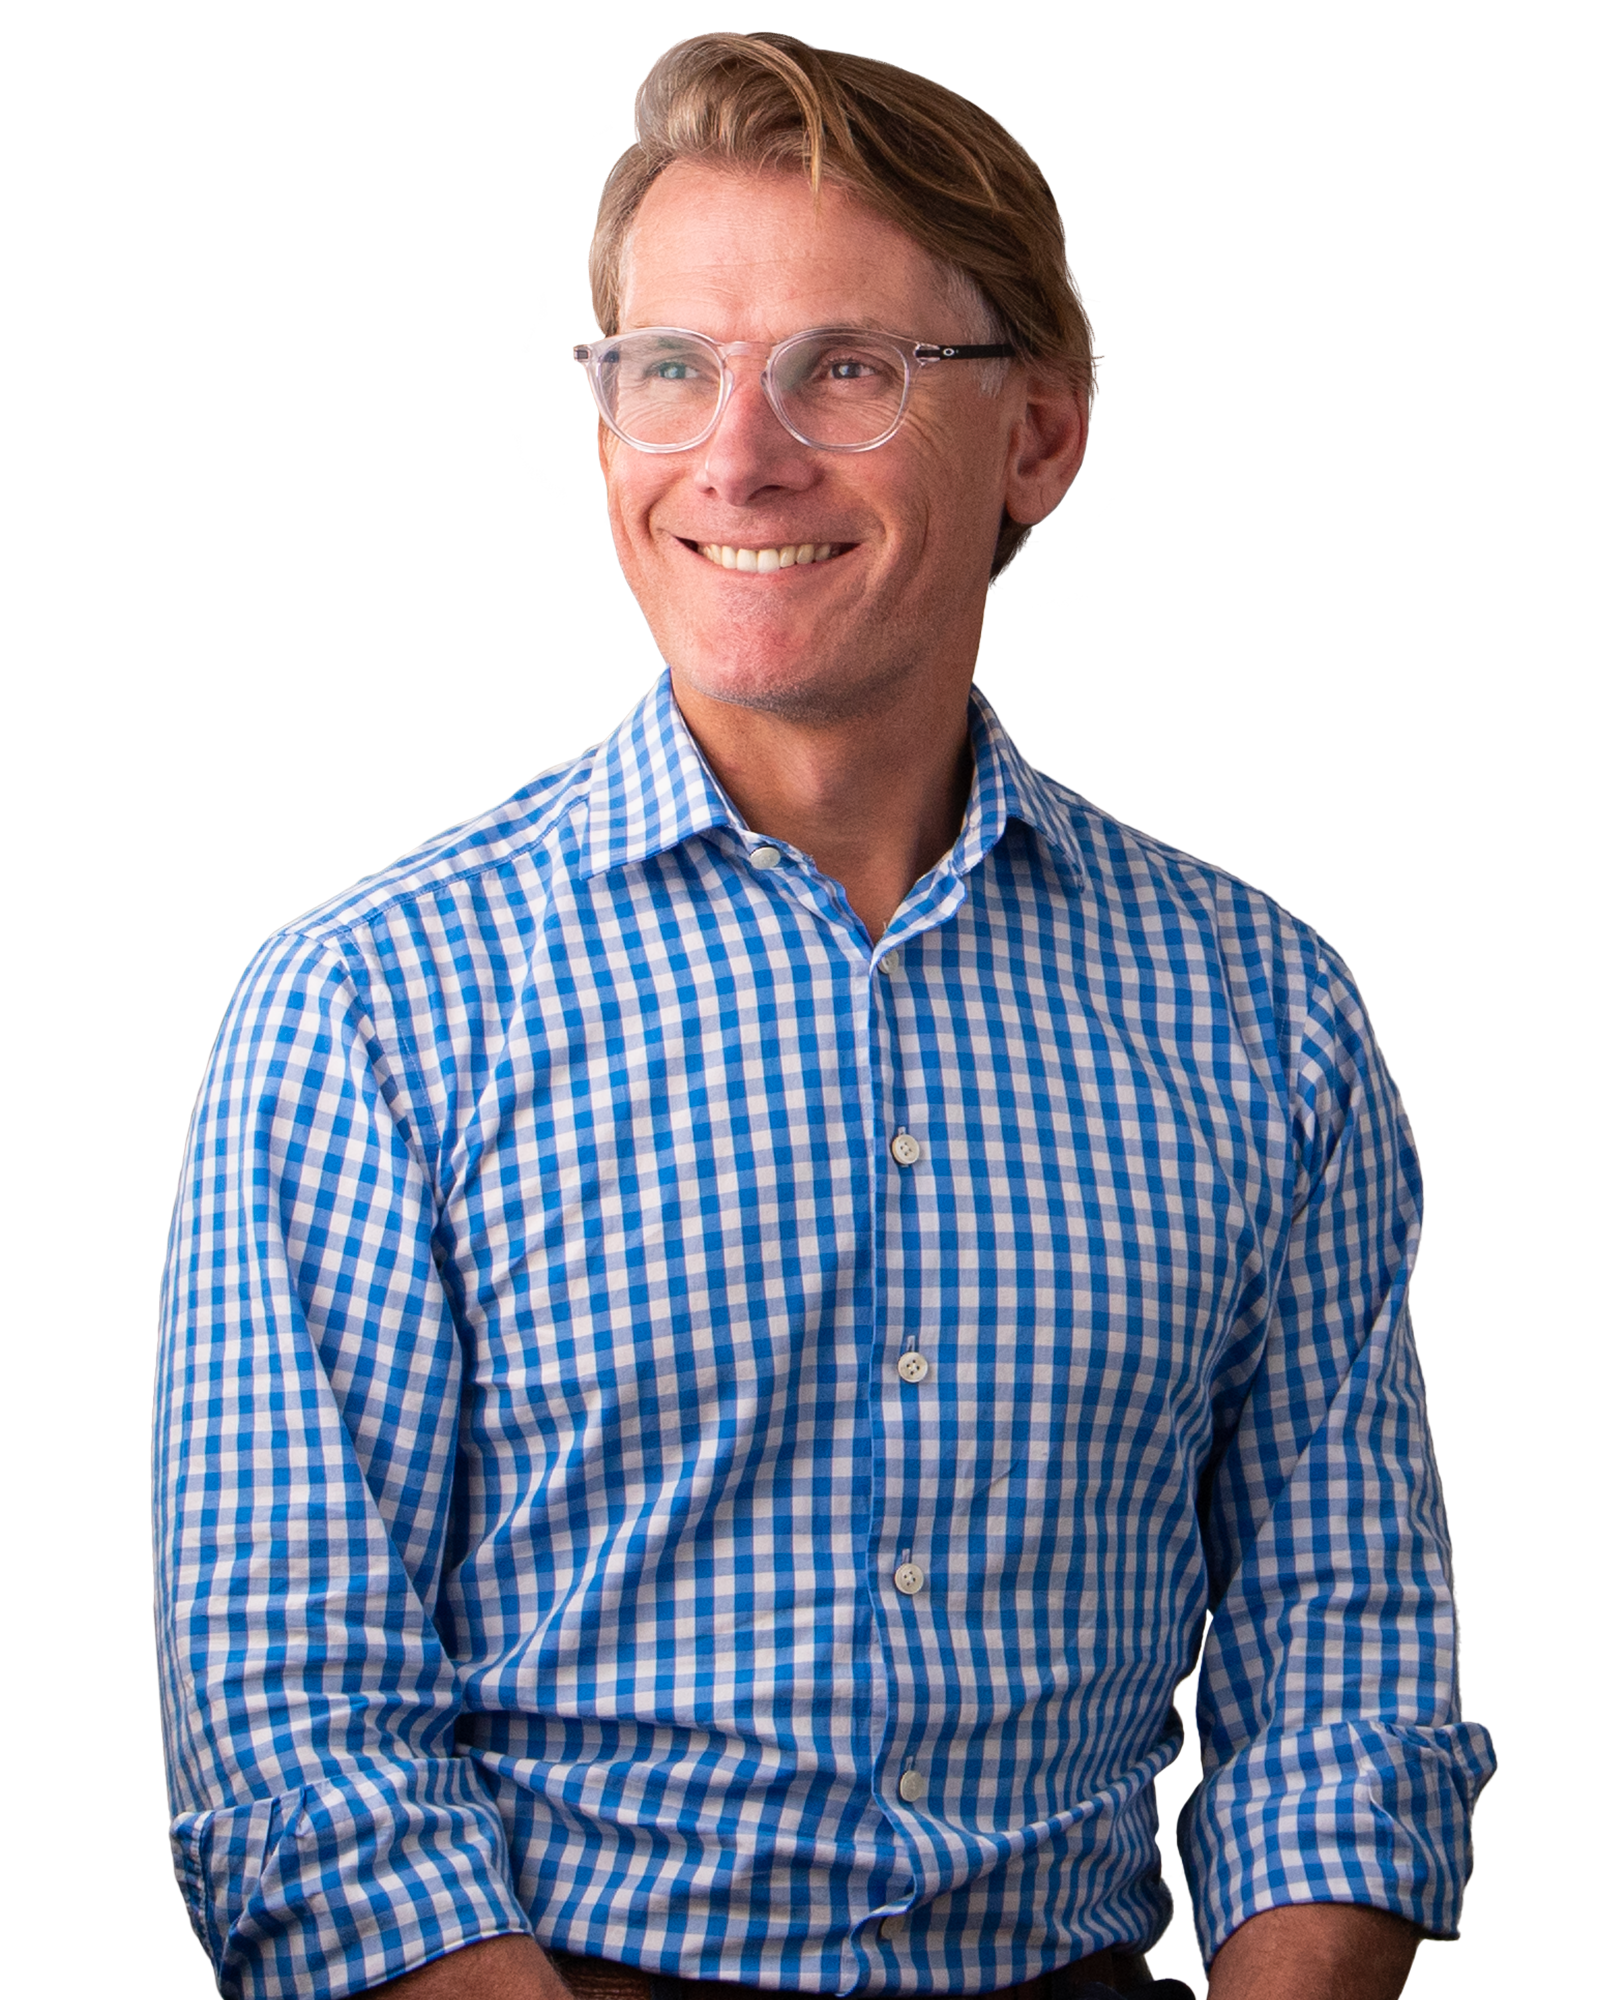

{"left": 1178, "top": 948, "right": 1494, "bottom": 1964}
{"left": 1207, "top": 1906, "right": 1420, "bottom": 2000}
{"left": 155, "top": 931, "right": 533, "bottom": 1996}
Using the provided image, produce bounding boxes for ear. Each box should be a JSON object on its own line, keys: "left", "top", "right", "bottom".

{"left": 1002, "top": 371, "right": 1089, "bottom": 527}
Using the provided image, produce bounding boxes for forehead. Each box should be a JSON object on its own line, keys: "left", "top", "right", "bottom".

{"left": 620, "top": 161, "right": 954, "bottom": 341}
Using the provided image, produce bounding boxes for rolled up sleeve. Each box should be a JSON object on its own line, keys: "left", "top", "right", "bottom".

{"left": 154, "top": 931, "right": 531, "bottom": 1998}
{"left": 1179, "top": 951, "right": 1496, "bottom": 1961}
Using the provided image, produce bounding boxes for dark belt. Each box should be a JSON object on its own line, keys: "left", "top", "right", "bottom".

{"left": 552, "top": 1945, "right": 1181, "bottom": 2000}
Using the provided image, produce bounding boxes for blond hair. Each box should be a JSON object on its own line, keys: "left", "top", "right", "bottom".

{"left": 591, "top": 33, "right": 1093, "bottom": 579}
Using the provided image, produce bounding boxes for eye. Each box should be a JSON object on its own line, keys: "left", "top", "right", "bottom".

{"left": 818, "top": 351, "right": 889, "bottom": 384}
{"left": 647, "top": 359, "right": 699, "bottom": 382}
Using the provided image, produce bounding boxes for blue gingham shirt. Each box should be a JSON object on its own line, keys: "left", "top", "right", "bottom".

{"left": 155, "top": 674, "right": 1494, "bottom": 2000}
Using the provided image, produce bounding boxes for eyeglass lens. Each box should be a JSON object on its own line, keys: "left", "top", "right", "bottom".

{"left": 593, "top": 331, "right": 912, "bottom": 449}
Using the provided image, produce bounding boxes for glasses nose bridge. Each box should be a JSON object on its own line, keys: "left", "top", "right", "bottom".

{"left": 715, "top": 338, "right": 769, "bottom": 395}
{"left": 709, "top": 339, "right": 798, "bottom": 442}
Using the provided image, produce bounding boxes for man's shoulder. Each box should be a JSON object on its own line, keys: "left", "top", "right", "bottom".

{"left": 1035, "top": 773, "right": 1327, "bottom": 964}
{"left": 1025, "top": 777, "right": 1380, "bottom": 1102}
{"left": 1040, "top": 772, "right": 1312, "bottom": 920}
{"left": 276, "top": 745, "right": 601, "bottom": 951}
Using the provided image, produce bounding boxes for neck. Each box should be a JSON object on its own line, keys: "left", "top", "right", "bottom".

{"left": 672, "top": 667, "right": 975, "bottom": 943}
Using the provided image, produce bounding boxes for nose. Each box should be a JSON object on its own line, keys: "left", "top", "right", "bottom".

{"left": 694, "top": 355, "right": 819, "bottom": 508}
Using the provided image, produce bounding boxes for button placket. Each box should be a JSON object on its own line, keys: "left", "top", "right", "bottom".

{"left": 871, "top": 905, "right": 942, "bottom": 1869}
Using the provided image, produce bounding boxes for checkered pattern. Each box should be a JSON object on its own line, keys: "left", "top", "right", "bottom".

{"left": 155, "top": 674, "right": 1494, "bottom": 1999}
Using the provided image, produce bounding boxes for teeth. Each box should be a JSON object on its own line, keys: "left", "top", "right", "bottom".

{"left": 698, "top": 542, "right": 840, "bottom": 570}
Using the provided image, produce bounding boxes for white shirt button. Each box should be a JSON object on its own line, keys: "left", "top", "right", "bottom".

{"left": 890, "top": 1132, "right": 921, "bottom": 1166}
{"left": 748, "top": 845, "right": 782, "bottom": 870}
{"left": 878, "top": 950, "right": 901, "bottom": 975}
{"left": 893, "top": 1561, "right": 925, "bottom": 1595}
{"left": 898, "top": 1768, "right": 926, "bottom": 1802}
{"left": 896, "top": 1350, "right": 929, "bottom": 1383}
{"left": 879, "top": 1914, "right": 905, "bottom": 1939}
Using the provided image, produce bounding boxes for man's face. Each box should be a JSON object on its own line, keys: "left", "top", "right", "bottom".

{"left": 601, "top": 162, "right": 1060, "bottom": 723}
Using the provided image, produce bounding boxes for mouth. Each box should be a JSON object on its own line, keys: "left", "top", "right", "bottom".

{"left": 687, "top": 539, "right": 853, "bottom": 573}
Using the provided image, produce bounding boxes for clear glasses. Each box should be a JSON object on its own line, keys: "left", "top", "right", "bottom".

{"left": 573, "top": 326, "right": 1015, "bottom": 454}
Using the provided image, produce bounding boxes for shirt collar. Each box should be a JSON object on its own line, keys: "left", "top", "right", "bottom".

{"left": 955, "top": 685, "right": 1085, "bottom": 888}
{"left": 577, "top": 671, "right": 740, "bottom": 879}
{"left": 578, "top": 669, "right": 1085, "bottom": 889}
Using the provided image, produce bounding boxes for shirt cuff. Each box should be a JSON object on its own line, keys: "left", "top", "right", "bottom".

{"left": 1178, "top": 1719, "right": 1498, "bottom": 1964}
{"left": 171, "top": 1760, "right": 533, "bottom": 1999}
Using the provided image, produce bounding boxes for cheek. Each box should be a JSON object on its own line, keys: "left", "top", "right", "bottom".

{"left": 882, "top": 414, "right": 1009, "bottom": 552}
{"left": 603, "top": 460, "right": 670, "bottom": 547}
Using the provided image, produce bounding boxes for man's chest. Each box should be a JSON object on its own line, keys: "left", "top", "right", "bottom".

{"left": 431, "top": 851, "right": 1297, "bottom": 1485}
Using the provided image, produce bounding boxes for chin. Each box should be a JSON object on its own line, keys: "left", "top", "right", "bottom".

{"left": 670, "top": 635, "right": 916, "bottom": 727}
{"left": 673, "top": 647, "right": 832, "bottom": 718}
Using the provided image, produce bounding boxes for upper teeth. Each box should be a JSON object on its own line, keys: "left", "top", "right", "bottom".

{"left": 699, "top": 543, "right": 837, "bottom": 572}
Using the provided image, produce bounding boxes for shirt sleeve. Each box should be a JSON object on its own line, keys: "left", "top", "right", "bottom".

{"left": 154, "top": 930, "right": 533, "bottom": 1999}
{"left": 1177, "top": 948, "right": 1496, "bottom": 1962}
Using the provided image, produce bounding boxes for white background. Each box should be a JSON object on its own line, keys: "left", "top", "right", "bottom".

{"left": 6, "top": 0, "right": 1592, "bottom": 1992}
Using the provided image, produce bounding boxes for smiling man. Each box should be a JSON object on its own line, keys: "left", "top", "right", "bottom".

{"left": 581, "top": 159, "right": 1062, "bottom": 944}
{"left": 155, "top": 33, "right": 1493, "bottom": 2000}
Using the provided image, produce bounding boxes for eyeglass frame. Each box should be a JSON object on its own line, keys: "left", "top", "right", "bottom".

{"left": 572, "top": 325, "right": 1018, "bottom": 455}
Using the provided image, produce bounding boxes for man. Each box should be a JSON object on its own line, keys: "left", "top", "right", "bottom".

{"left": 154, "top": 33, "right": 1494, "bottom": 2000}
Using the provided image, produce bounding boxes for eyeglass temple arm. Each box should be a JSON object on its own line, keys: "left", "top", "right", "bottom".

{"left": 911, "top": 342, "right": 1017, "bottom": 361}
